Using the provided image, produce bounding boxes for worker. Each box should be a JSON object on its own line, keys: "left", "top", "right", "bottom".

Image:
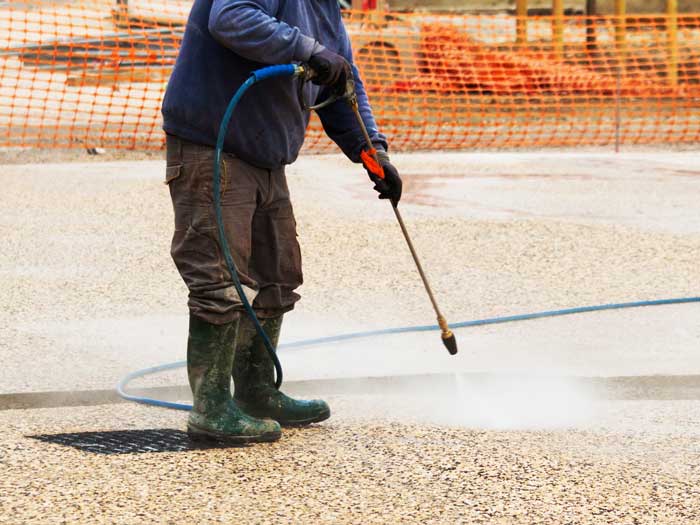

{"left": 161, "top": 0, "right": 402, "bottom": 443}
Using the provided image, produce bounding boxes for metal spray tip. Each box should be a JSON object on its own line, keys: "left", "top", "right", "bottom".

{"left": 438, "top": 316, "right": 458, "bottom": 355}
{"left": 441, "top": 330, "right": 458, "bottom": 355}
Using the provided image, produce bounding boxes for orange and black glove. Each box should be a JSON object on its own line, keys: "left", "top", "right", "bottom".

{"left": 361, "top": 148, "right": 402, "bottom": 206}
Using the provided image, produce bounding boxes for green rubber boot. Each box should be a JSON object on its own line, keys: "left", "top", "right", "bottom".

{"left": 233, "top": 315, "right": 331, "bottom": 427}
{"left": 186, "top": 314, "right": 281, "bottom": 444}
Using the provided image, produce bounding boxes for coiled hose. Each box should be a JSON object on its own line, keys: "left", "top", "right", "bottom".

{"left": 117, "top": 65, "right": 700, "bottom": 410}
{"left": 118, "top": 297, "right": 700, "bottom": 411}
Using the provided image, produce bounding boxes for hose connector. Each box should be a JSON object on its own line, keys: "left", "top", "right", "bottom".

{"left": 294, "top": 64, "right": 308, "bottom": 79}
{"left": 297, "top": 62, "right": 357, "bottom": 111}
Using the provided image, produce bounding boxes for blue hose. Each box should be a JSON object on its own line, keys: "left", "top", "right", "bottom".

{"left": 117, "top": 296, "right": 700, "bottom": 411}
{"left": 132, "top": 66, "right": 700, "bottom": 410}
{"left": 212, "top": 64, "right": 301, "bottom": 390}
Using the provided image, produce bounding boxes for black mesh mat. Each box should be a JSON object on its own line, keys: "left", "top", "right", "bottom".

{"left": 30, "top": 428, "right": 240, "bottom": 455}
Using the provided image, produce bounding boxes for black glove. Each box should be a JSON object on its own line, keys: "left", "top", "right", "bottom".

{"left": 361, "top": 149, "right": 402, "bottom": 206}
{"left": 308, "top": 47, "right": 351, "bottom": 89}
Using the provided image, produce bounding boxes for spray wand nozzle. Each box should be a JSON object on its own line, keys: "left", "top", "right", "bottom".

{"left": 438, "top": 316, "right": 458, "bottom": 355}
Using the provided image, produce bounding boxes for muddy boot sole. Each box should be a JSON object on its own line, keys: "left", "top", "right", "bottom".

{"left": 187, "top": 423, "right": 281, "bottom": 444}
{"left": 236, "top": 400, "right": 332, "bottom": 428}
{"left": 276, "top": 407, "right": 331, "bottom": 427}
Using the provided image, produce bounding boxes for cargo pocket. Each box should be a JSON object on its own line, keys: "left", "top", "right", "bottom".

{"left": 283, "top": 235, "right": 303, "bottom": 286}
{"left": 170, "top": 220, "right": 226, "bottom": 290}
{"left": 164, "top": 164, "right": 182, "bottom": 185}
{"left": 274, "top": 206, "right": 303, "bottom": 286}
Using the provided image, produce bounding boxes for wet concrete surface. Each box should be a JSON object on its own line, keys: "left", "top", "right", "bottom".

{"left": 1, "top": 151, "right": 699, "bottom": 394}
{"left": 388, "top": 152, "right": 700, "bottom": 235}
{"left": 4, "top": 373, "right": 700, "bottom": 411}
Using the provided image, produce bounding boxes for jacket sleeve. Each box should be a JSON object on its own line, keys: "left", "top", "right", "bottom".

{"left": 208, "top": 0, "right": 318, "bottom": 64}
{"left": 315, "top": 21, "right": 388, "bottom": 163}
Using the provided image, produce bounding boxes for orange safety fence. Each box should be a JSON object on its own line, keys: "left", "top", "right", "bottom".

{"left": 1, "top": 2, "right": 699, "bottom": 152}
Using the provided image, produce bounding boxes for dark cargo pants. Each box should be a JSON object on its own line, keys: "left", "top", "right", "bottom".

{"left": 165, "top": 135, "right": 303, "bottom": 324}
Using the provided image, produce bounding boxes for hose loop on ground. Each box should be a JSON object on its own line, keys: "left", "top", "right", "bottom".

{"left": 117, "top": 296, "right": 700, "bottom": 411}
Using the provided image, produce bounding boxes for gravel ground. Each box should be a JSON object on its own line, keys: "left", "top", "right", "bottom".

{"left": 2, "top": 151, "right": 700, "bottom": 523}
{"left": 1, "top": 401, "right": 700, "bottom": 524}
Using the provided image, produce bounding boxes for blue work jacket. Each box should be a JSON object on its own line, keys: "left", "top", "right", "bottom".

{"left": 162, "top": 0, "right": 387, "bottom": 169}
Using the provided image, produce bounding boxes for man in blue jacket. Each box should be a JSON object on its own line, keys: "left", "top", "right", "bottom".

{"left": 162, "top": 0, "right": 402, "bottom": 444}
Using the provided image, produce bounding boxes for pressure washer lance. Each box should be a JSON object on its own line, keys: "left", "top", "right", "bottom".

{"left": 297, "top": 64, "right": 458, "bottom": 355}
{"left": 344, "top": 83, "right": 458, "bottom": 356}
{"left": 295, "top": 64, "right": 457, "bottom": 355}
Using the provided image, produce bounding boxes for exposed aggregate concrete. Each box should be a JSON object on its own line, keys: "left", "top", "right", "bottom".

{"left": 1, "top": 152, "right": 699, "bottom": 523}
{"left": 1, "top": 401, "right": 700, "bottom": 524}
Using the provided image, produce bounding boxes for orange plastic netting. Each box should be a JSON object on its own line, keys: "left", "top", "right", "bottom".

{"left": 1, "top": 2, "right": 698, "bottom": 151}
